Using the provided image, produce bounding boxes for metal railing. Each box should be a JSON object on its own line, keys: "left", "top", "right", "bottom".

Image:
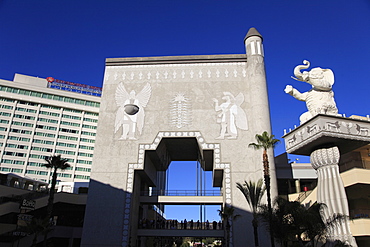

{"left": 296, "top": 190, "right": 313, "bottom": 203}
{"left": 141, "top": 190, "right": 222, "bottom": 196}
{"left": 138, "top": 218, "right": 224, "bottom": 230}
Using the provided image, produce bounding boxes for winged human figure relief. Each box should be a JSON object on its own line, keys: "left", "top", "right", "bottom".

{"left": 114, "top": 83, "right": 152, "bottom": 140}
{"left": 212, "top": 92, "right": 248, "bottom": 140}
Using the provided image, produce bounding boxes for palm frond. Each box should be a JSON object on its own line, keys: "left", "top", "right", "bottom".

{"left": 237, "top": 179, "right": 265, "bottom": 213}
{"left": 249, "top": 131, "right": 280, "bottom": 151}
{"left": 43, "top": 154, "right": 71, "bottom": 170}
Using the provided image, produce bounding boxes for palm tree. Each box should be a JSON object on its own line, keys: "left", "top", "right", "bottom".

{"left": 236, "top": 179, "right": 266, "bottom": 247}
{"left": 26, "top": 217, "right": 52, "bottom": 247}
{"left": 42, "top": 154, "right": 70, "bottom": 245}
{"left": 218, "top": 205, "right": 240, "bottom": 247}
{"left": 303, "top": 203, "right": 327, "bottom": 247}
{"left": 249, "top": 131, "right": 280, "bottom": 247}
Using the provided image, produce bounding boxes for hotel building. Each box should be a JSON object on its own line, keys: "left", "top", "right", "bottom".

{"left": 0, "top": 73, "right": 100, "bottom": 187}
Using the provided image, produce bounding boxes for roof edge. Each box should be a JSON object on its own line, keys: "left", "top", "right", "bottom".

{"left": 106, "top": 54, "right": 247, "bottom": 66}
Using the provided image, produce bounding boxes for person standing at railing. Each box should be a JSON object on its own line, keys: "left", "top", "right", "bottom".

{"left": 218, "top": 220, "right": 222, "bottom": 230}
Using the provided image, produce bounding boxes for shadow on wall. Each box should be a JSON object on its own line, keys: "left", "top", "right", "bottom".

{"left": 81, "top": 179, "right": 131, "bottom": 247}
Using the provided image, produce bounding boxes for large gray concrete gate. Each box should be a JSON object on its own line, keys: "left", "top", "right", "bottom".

{"left": 82, "top": 28, "right": 277, "bottom": 247}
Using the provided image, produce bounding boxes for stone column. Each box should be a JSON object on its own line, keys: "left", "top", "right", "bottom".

{"left": 310, "top": 146, "right": 357, "bottom": 246}
{"left": 295, "top": 179, "right": 301, "bottom": 193}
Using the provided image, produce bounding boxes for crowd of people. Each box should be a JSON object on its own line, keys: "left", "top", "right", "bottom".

{"left": 138, "top": 218, "right": 223, "bottom": 230}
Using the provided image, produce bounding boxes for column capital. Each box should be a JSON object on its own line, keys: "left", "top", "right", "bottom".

{"left": 310, "top": 146, "right": 340, "bottom": 170}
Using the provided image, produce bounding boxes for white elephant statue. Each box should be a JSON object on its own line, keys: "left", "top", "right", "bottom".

{"left": 285, "top": 60, "right": 339, "bottom": 124}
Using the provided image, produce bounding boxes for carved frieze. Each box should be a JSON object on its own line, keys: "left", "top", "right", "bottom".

{"left": 104, "top": 62, "right": 247, "bottom": 84}
{"left": 284, "top": 114, "right": 370, "bottom": 155}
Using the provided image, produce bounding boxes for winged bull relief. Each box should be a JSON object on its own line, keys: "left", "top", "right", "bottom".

{"left": 114, "top": 83, "right": 152, "bottom": 140}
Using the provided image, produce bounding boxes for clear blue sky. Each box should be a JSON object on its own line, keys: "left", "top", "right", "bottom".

{"left": 1, "top": 0, "right": 369, "bottom": 220}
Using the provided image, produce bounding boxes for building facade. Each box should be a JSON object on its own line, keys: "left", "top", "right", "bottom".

{"left": 82, "top": 28, "right": 278, "bottom": 247}
{"left": 0, "top": 73, "right": 100, "bottom": 185}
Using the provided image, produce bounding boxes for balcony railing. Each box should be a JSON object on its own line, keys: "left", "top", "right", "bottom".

{"left": 139, "top": 218, "right": 224, "bottom": 230}
{"left": 141, "top": 190, "right": 222, "bottom": 196}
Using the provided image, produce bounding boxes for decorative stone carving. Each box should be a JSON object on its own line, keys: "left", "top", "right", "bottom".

{"left": 284, "top": 115, "right": 370, "bottom": 155}
{"left": 212, "top": 92, "right": 248, "bottom": 139}
{"left": 285, "top": 60, "right": 338, "bottom": 124}
{"left": 310, "top": 146, "right": 340, "bottom": 170}
{"left": 104, "top": 63, "right": 247, "bottom": 84}
{"left": 310, "top": 147, "right": 357, "bottom": 246}
{"left": 114, "top": 83, "right": 152, "bottom": 140}
{"left": 169, "top": 93, "right": 192, "bottom": 128}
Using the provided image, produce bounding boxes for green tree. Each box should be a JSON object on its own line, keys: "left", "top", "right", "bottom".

{"left": 259, "top": 197, "right": 301, "bottom": 247}
{"left": 42, "top": 154, "right": 70, "bottom": 245}
{"left": 26, "top": 217, "right": 52, "bottom": 247}
{"left": 249, "top": 131, "right": 279, "bottom": 247}
{"left": 302, "top": 203, "right": 327, "bottom": 247}
{"left": 236, "top": 178, "right": 266, "bottom": 247}
{"left": 259, "top": 197, "right": 328, "bottom": 247}
{"left": 218, "top": 205, "right": 239, "bottom": 247}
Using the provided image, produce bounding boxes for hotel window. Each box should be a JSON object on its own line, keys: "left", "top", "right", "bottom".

{"left": 60, "top": 128, "right": 79, "bottom": 134}
{"left": 34, "top": 133, "right": 56, "bottom": 139}
{"left": 77, "top": 160, "right": 92, "bottom": 165}
{"left": 75, "top": 167, "right": 91, "bottom": 172}
{"left": 82, "top": 124, "right": 96, "bottom": 129}
{"left": 12, "top": 121, "right": 33, "bottom": 127}
{"left": 10, "top": 128, "right": 32, "bottom": 135}
{"left": 62, "top": 114, "right": 81, "bottom": 120}
{"left": 41, "top": 105, "right": 61, "bottom": 110}
{"left": 11, "top": 168, "right": 23, "bottom": 173}
{"left": 8, "top": 136, "right": 30, "bottom": 142}
{"left": 80, "top": 138, "right": 95, "bottom": 143}
{"left": 31, "top": 147, "right": 53, "bottom": 152}
{"left": 79, "top": 145, "right": 94, "bottom": 150}
{"left": 14, "top": 114, "right": 35, "bottom": 120}
{"left": 1, "top": 105, "right": 13, "bottom": 109}
{"left": 78, "top": 152, "right": 93, "bottom": 157}
{"left": 0, "top": 112, "right": 11, "bottom": 117}
{"left": 57, "top": 142, "right": 77, "bottom": 148}
{"left": 83, "top": 117, "right": 98, "bottom": 123}
{"left": 39, "top": 111, "right": 60, "bottom": 117}
{"left": 16, "top": 107, "right": 37, "bottom": 113}
{"left": 36, "top": 125, "right": 57, "bottom": 131}
{"left": 55, "top": 150, "right": 76, "bottom": 155}
{"left": 74, "top": 175, "right": 90, "bottom": 180}
{"left": 85, "top": 112, "right": 98, "bottom": 117}
{"left": 6, "top": 143, "right": 28, "bottom": 149}
{"left": 60, "top": 121, "right": 80, "bottom": 127}
{"left": 58, "top": 135, "right": 78, "bottom": 141}
{"left": 81, "top": 131, "right": 96, "bottom": 136}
